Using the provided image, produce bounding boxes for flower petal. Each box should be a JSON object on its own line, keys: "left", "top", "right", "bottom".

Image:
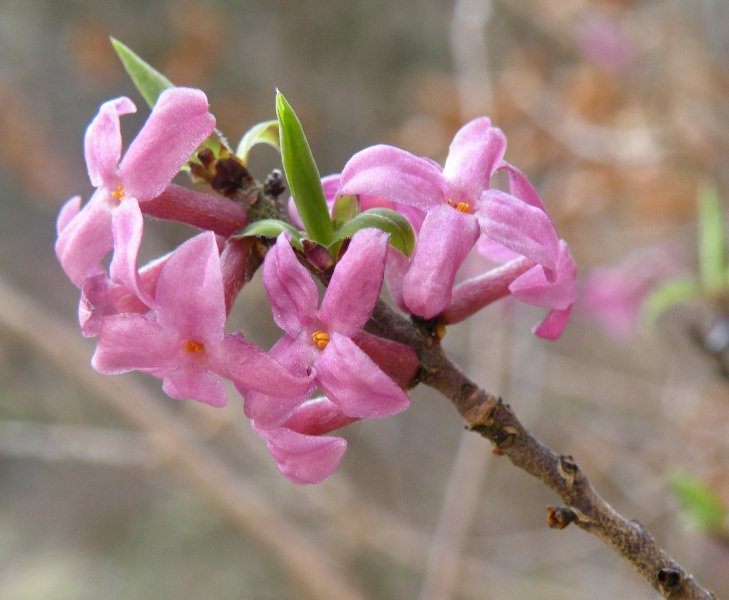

{"left": 85, "top": 97, "right": 136, "bottom": 189}
{"left": 254, "top": 424, "right": 346, "bottom": 484}
{"left": 56, "top": 196, "right": 82, "bottom": 235}
{"left": 54, "top": 189, "right": 114, "bottom": 287}
{"left": 92, "top": 313, "right": 179, "bottom": 374}
{"left": 155, "top": 232, "right": 226, "bottom": 344}
{"left": 442, "top": 118, "right": 506, "bottom": 203}
{"left": 508, "top": 241, "right": 577, "bottom": 310}
{"left": 120, "top": 88, "right": 216, "bottom": 202}
{"left": 263, "top": 233, "right": 319, "bottom": 336}
{"left": 340, "top": 145, "right": 447, "bottom": 210}
{"left": 402, "top": 205, "right": 480, "bottom": 318}
{"left": 533, "top": 306, "right": 573, "bottom": 340}
{"left": 477, "top": 189, "right": 560, "bottom": 274}
{"left": 319, "top": 228, "right": 388, "bottom": 335}
{"left": 162, "top": 364, "right": 228, "bottom": 407}
{"left": 210, "top": 333, "right": 313, "bottom": 399}
{"left": 109, "top": 198, "right": 157, "bottom": 308}
{"left": 315, "top": 333, "right": 410, "bottom": 418}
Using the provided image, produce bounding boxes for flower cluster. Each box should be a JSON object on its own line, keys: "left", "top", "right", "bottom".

{"left": 56, "top": 84, "right": 576, "bottom": 483}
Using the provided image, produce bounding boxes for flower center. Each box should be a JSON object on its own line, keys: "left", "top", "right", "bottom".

{"left": 111, "top": 184, "right": 126, "bottom": 203}
{"left": 311, "top": 330, "right": 330, "bottom": 350}
{"left": 447, "top": 199, "right": 470, "bottom": 213}
{"left": 184, "top": 339, "right": 206, "bottom": 353}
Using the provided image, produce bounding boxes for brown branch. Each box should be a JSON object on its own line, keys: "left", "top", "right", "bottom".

{"left": 365, "top": 299, "right": 716, "bottom": 600}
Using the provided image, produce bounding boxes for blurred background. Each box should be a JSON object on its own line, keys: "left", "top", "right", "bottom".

{"left": 2, "top": 0, "right": 729, "bottom": 598}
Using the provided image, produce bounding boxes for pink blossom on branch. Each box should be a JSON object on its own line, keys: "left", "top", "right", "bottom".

{"left": 242, "top": 228, "right": 411, "bottom": 429}
{"left": 55, "top": 88, "right": 217, "bottom": 288}
{"left": 339, "top": 118, "right": 576, "bottom": 338}
{"left": 92, "top": 232, "right": 312, "bottom": 408}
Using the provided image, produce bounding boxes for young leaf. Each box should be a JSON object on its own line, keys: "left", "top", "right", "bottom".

{"left": 331, "top": 194, "right": 359, "bottom": 230}
{"left": 669, "top": 470, "right": 727, "bottom": 533}
{"left": 236, "top": 219, "right": 303, "bottom": 248}
{"left": 698, "top": 182, "right": 728, "bottom": 295}
{"left": 333, "top": 208, "right": 416, "bottom": 257}
{"left": 236, "top": 120, "right": 280, "bottom": 165}
{"left": 276, "top": 91, "right": 333, "bottom": 245}
{"left": 111, "top": 37, "right": 174, "bottom": 108}
{"left": 640, "top": 277, "right": 703, "bottom": 328}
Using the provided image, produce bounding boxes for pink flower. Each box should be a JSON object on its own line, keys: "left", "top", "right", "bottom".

{"left": 253, "top": 396, "right": 357, "bottom": 484}
{"left": 243, "top": 228, "right": 410, "bottom": 428}
{"left": 339, "top": 118, "right": 576, "bottom": 338}
{"left": 92, "top": 232, "right": 311, "bottom": 408}
{"left": 55, "top": 88, "right": 217, "bottom": 288}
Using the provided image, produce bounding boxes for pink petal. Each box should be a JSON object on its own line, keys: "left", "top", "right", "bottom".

{"left": 120, "top": 88, "right": 216, "bottom": 202}
{"left": 384, "top": 246, "right": 409, "bottom": 312}
{"left": 315, "top": 333, "right": 410, "bottom": 418}
{"left": 109, "top": 199, "right": 157, "bottom": 308}
{"left": 263, "top": 233, "right": 319, "bottom": 336}
{"left": 402, "top": 205, "right": 480, "bottom": 318}
{"left": 508, "top": 241, "right": 577, "bottom": 310}
{"left": 56, "top": 196, "right": 81, "bottom": 234}
{"left": 476, "top": 189, "right": 560, "bottom": 274}
{"left": 78, "top": 274, "right": 151, "bottom": 338}
{"left": 209, "top": 333, "right": 313, "bottom": 400}
{"left": 155, "top": 232, "right": 226, "bottom": 344}
{"left": 85, "top": 97, "right": 136, "bottom": 188}
{"left": 92, "top": 313, "right": 179, "bottom": 374}
{"left": 340, "top": 144, "right": 447, "bottom": 210}
{"left": 162, "top": 364, "right": 228, "bottom": 407}
{"left": 442, "top": 118, "right": 506, "bottom": 203}
{"left": 497, "top": 162, "right": 548, "bottom": 212}
{"left": 533, "top": 306, "right": 573, "bottom": 340}
{"left": 54, "top": 188, "right": 114, "bottom": 287}
{"left": 282, "top": 396, "right": 359, "bottom": 435}
{"left": 319, "top": 228, "right": 388, "bottom": 336}
{"left": 254, "top": 425, "right": 347, "bottom": 484}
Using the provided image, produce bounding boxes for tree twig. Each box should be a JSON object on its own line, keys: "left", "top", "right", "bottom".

{"left": 365, "top": 299, "right": 716, "bottom": 600}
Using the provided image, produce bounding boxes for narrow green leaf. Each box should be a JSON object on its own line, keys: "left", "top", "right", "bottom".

{"left": 331, "top": 194, "right": 359, "bottom": 230}
{"left": 276, "top": 91, "right": 333, "bottom": 245}
{"left": 235, "top": 120, "right": 280, "bottom": 165}
{"left": 333, "top": 208, "right": 416, "bottom": 257}
{"left": 698, "top": 182, "right": 728, "bottom": 294}
{"left": 640, "top": 277, "right": 703, "bottom": 328}
{"left": 236, "top": 219, "right": 303, "bottom": 247}
{"left": 111, "top": 37, "right": 174, "bottom": 108}
{"left": 669, "top": 470, "right": 727, "bottom": 532}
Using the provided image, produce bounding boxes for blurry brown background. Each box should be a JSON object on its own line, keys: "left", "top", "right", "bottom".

{"left": 2, "top": 0, "right": 729, "bottom": 598}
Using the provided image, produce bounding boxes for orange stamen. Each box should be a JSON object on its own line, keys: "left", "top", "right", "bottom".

{"left": 111, "top": 184, "right": 126, "bottom": 202}
{"left": 447, "top": 199, "right": 470, "bottom": 213}
{"left": 184, "top": 340, "right": 206, "bottom": 353}
{"left": 311, "top": 330, "right": 330, "bottom": 350}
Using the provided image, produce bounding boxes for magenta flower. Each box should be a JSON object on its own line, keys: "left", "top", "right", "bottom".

{"left": 242, "top": 228, "right": 410, "bottom": 429}
{"left": 55, "top": 87, "right": 216, "bottom": 288}
{"left": 340, "top": 118, "right": 560, "bottom": 316}
{"left": 92, "top": 232, "right": 312, "bottom": 408}
{"left": 253, "top": 396, "right": 358, "bottom": 484}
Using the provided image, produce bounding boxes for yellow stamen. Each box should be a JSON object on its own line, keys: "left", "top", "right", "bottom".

{"left": 311, "top": 330, "right": 330, "bottom": 350}
{"left": 447, "top": 199, "right": 470, "bottom": 213}
{"left": 184, "top": 340, "right": 206, "bottom": 353}
{"left": 111, "top": 184, "right": 126, "bottom": 202}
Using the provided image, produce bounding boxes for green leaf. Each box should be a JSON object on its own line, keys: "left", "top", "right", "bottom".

{"left": 331, "top": 194, "right": 359, "bottom": 230}
{"left": 235, "top": 120, "right": 280, "bottom": 165}
{"left": 669, "top": 470, "right": 727, "bottom": 532}
{"left": 333, "top": 208, "right": 416, "bottom": 257}
{"left": 641, "top": 277, "right": 703, "bottom": 328}
{"left": 276, "top": 91, "right": 333, "bottom": 245}
{"left": 236, "top": 219, "right": 303, "bottom": 247}
{"left": 111, "top": 37, "right": 174, "bottom": 108}
{"left": 698, "top": 182, "right": 728, "bottom": 294}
